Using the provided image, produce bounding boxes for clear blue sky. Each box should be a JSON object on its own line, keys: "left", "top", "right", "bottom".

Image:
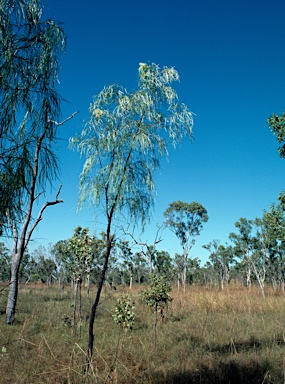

{"left": 28, "top": 0, "right": 285, "bottom": 264}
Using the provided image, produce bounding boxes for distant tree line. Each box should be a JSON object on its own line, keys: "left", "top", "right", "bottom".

{"left": 1, "top": 190, "right": 285, "bottom": 298}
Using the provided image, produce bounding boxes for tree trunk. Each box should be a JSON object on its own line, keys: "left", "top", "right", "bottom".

{"left": 6, "top": 252, "right": 21, "bottom": 324}
{"left": 88, "top": 229, "right": 113, "bottom": 362}
{"left": 129, "top": 271, "right": 133, "bottom": 289}
{"left": 153, "top": 305, "right": 158, "bottom": 350}
{"left": 73, "top": 280, "right": 78, "bottom": 326}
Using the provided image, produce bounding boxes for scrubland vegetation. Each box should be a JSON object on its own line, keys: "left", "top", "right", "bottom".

{"left": 1, "top": 282, "right": 285, "bottom": 383}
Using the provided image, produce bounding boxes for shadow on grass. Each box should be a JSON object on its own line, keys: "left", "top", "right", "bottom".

{"left": 206, "top": 336, "right": 262, "bottom": 355}
{"left": 150, "top": 359, "right": 273, "bottom": 384}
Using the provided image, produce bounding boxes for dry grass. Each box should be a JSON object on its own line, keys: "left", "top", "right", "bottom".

{"left": 1, "top": 283, "right": 285, "bottom": 383}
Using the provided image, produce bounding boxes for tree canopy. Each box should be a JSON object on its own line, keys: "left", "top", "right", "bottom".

{"left": 0, "top": 0, "right": 66, "bottom": 232}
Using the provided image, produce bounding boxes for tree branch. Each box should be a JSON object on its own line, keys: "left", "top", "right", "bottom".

{"left": 48, "top": 111, "right": 79, "bottom": 126}
{"left": 25, "top": 184, "right": 63, "bottom": 249}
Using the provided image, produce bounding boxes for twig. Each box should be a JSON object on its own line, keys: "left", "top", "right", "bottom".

{"left": 0, "top": 281, "right": 12, "bottom": 293}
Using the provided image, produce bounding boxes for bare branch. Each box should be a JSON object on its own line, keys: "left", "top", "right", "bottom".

{"left": 48, "top": 111, "right": 79, "bottom": 126}
{"left": 25, "top": 185, "right": 63, "bottom": 248}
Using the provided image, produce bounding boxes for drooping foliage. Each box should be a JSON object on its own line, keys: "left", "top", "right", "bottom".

{"left": 70, "top": 62, "right": 194, "bottom": 359}
{"left": 0, "top": 0, "right": 66, "bottom": 231}
{"left": 70, "top": 63, "right": 193, "bottom": 227}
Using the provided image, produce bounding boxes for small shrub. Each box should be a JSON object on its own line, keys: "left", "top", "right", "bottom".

{"left": 112, "top": 293, "right": 136, "bottom": 331}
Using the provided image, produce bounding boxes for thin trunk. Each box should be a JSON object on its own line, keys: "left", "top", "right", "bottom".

{"left": 129, "top": 271, "right": 133, "bottom": 289}
{"left": 86, "top": 275, "right": 90, "bottom": 298}
{"left": 153, "top": 305, "right": 158, "bottom": 350}
{"left": 177, "top": 273, "right": 180, "bottom": 291}
{"left": 183, "top": 264, "right": 186, "bottom": 293}
{"left": 220, "top": 276, "right": 224, "bottom": 291}
{"left": 88, "top": 223, "right": 113, "bottom": 362}
{"left": 79, "top": 278, "right": 82, "bottom": 339}
{"left": 73, "top": 280, "right": 78, "bottom": 326}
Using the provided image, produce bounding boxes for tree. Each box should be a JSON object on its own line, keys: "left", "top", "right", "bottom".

{"left": 153, "top": 250, "right": 172, "bottom": 278}
{"left": 1, "top": 0, "right": 76, "bottom": 324}
{"left": 164, "top": 200, "right": 208, "bottom": 290}
{"left": 261, "top": 195, "right": 285, "bottom": 291}
{"left": 70, "top": 62, "right": 193, "bottom": 360}
{"left": 229, "top": 217, "right": 270, "bottom": 297}
{"left": 51, "top": 240, "right": 69, "bottom": 289}
{"left": 36, "top": 255, "right": 57, "bottom": 286}
{"left": 117, "top": 240, "right": 134, "bottom": 288}
{"left": 140, "top": 274, "right": 172, "bottom": 350}
{"left": 268, "top": 111, "right": 285, "bottom": 158}
{"left": 203, "top": 240, "right": 234, "bottom": 289}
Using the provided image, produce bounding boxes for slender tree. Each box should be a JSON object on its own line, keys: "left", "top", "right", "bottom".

{"left": 203, "top": 240, "right": 234, "bottom": 289}
{"left": 1, "top": 0, "right": 76, "bottom": 324}
{"left": 164, "top": 200, "right": 208, "bottom": 290}
{"left": 117, "top": 240, "right": 134, "bottom": 289}
{"left": 229, "top": 217, "right": 270, "bottom": 297}
{"left": 70, "top": 62, "right": 194, "bottom": 360}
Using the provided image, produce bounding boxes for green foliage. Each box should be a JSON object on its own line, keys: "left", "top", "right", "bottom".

{"left": 0, "top": 242, "right": 10, "bottom": 281}
{"left": 164, "top": 200, "right": 208, "bottom": 288}
{"left": 112, "top": 293, "right": 136, "bottom": 331}
{"left": 153, "top": 250, "right": 172, "bottom": 277}
{"left": 53, "top": 227, "right": 98, "bottom": 283}
{"left": 140, "top": 274, "right": 172, "bottom": 310}
{"left": 164, "top": 201, "right": 209, "bottom": 248}
{"left": 0, "top": 0, "right": 66, "bottom": 231}
{"left": 70, "top": 62, "right": 193, "bottom": 227}
{"left": 70, "top": 62, "right": 193, "bottom": 357}
{"left": 268, "top": 111, "right": 285, "bottom": 158}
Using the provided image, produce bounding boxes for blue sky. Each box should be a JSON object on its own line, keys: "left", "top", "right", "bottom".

{"left": 28, "top": 0, "right": 285, "bottom": 264}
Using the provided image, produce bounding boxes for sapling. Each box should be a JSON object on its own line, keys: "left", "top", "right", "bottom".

{"left": 112, "top": 293, "right": 136, "bottom": 331}
{"left": 140, "top": 274, "right": 172, "bottom": 350}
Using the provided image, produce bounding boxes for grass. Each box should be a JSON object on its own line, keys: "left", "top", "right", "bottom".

{"left": 1, "top": 283, "right": 285, "bottom": 383}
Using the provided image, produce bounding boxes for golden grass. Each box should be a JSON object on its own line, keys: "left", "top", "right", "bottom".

{"left": 0, "top": 283, "right": 285, "bottom": 383}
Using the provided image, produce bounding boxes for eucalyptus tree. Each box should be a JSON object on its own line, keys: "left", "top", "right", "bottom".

{"left": 70, "top": 62, "right": 194, "bottom": 359}
{"left": 52, "top": 240, "right": 70, "bottom": 288}
{"left": 186, "top": 257, "right": 202, "bottom": 285}
{"left": 133, "top": 251, "right": 148, "bottom": 284}
{"left": 164, "top": 200, "right": 208, "bottom": 290}
{"left": 117, "top": 240, "right": 134, "bottom": 288}
{"left": 229, "top": 218, "right": 253, "bottom": 288}
{"left": 203, "top": 240, "right": 234, "bottom": 289}
{"left": 1, "top": 0, "right": 75, "bottom": 325}
{"left": 262, "top": 195, "right": 285, "bottom": 291}
{"left": 173, "top": 253, "right": 184, "bottom": 289}
{"left": 229, "top": 217, "right": 270, "bottom": 297}
{"left": 153, "top": 250, "right": 172, "bottom": 278}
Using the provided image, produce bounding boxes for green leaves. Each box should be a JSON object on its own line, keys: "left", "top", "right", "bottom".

{"left": 112, "top": 293, "right": 136, "bottom": 331}
{"left": 140, "top": 274, "right": 172, "bottom": 310}
{"left": 164, "top": 200, "right": 208, "bottom": 248}
{"left": 70, "top": 63, "right": 193, "bottom": 228}
{"left": 0, "top": 0, "right": 66, "bottom": 230}
{"left": 268, "top": 112, "right": 285, "bottom": 158}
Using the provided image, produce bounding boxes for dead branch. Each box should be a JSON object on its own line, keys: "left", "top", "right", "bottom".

{"left": 48, "top": 111, "right": 79, "bottom": 126}
{"left": 25, "top": 184, "right": 63, "bottom": 248}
